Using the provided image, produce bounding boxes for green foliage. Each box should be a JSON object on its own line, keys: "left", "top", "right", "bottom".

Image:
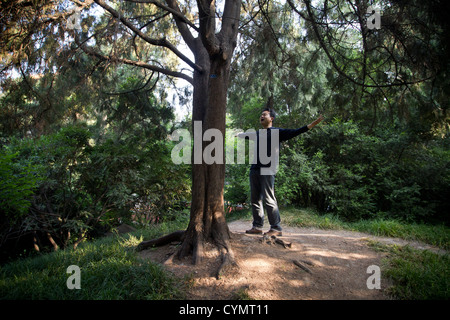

{"left": 226, "top": 113, "right": 449, "bottom": 224}
{"left": 229, "top": 95, "right": 265, "bottom": 129}
{"left": 0, "top": 121, "right": 190, "bottom": 258}
{"left": 225, "top": 164, "right": 250, "bottom": 207}
{"left": 1, "top": 126, "right": 99, "bottom": 251}
{"left": 226, "top": 0, "right": 449, "bottom": 226}
{"left": 272, "top": 118, "right": 450, "bottom": 223}
{"left": 280, "top": 206, "right": 345, "bottom": 230}
{"left": 0, "top": 151, "right": 41, "bottom": 220}
{"left": 0, "top": 41, "right": 191, "bottom": 258}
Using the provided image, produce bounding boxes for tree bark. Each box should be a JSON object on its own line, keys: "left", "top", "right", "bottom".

{"left": 136, "top": 50, "right": 236, "bottom": 269}
{"left": 137, "top": 0, "right": 242, "bottom": 275}
{"left": 178, "top": 42, "right": 233, "bottom": 265}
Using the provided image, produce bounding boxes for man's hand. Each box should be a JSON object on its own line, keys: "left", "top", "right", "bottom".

{"left": 307, "top": 114, "right": 324, "bottom": 130}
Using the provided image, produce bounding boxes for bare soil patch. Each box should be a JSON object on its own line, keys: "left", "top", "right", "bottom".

{"left": 138, "top": 219, "right": 442, "bottom": 300}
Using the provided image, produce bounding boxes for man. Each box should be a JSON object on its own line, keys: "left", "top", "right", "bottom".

{"left": 238, "top": 108, "right": 324, "bottom": 236}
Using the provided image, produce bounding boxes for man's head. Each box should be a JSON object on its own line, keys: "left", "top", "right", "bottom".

{"left": 260, "top": 108, "right": 276, "bottom": 128}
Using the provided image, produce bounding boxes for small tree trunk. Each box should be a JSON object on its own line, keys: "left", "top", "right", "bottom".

{"left": 33, "top": 232, "right": 40, "bottom": 252}
{"left": 46, "top": 232, "right": 59, "bottom": 251}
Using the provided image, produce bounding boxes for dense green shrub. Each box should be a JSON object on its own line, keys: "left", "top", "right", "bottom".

{"left": 223, "top": 117, "right": 449, "bottom": 224}
{"left": 0, "top": 151, "right": 41, "bottom": 220}
{"left": 0, "top": 124, "right": 191, "bottom": 260}
{"left": 265, "top": 118, "right": 450, "bottom": 223}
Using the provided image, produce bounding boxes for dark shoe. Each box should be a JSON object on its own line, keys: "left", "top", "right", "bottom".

{"left": 246, "top": 227, "right": 263, "bottom": 235}
{"left": 264, "top": 229, "right": 282, "bottom": 237}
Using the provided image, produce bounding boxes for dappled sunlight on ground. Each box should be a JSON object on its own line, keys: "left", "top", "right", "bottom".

{"left": 240, "top": 257, "right": 275, "bottom": 271}
{"left": 305, "top": 248, "right": 372, "bottom": 262}
{"left": 139, "top": 220, "right": 399, "bottom": 299}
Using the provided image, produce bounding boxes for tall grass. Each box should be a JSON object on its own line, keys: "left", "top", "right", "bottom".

{"left": 0, "top": 222, "right": 188, "bottom": 300}
{"left": 350, "top": 219, "right": 450, "bottom": 250}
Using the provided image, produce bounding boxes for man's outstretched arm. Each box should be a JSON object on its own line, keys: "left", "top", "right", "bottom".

{"left": 307, "top": 114, "right": 324, "bottom": 130}
{"left": 279, "top": 114, "right": 324, "bottom": 141}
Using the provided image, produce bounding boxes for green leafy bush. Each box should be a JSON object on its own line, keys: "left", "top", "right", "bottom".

{"left": 0, "top": 151, "right": 41, "bottom": 220}
{"left": 274, "top": 118, "right": 450, "bottom": 223}
{"left": 0, "top": 124, "right": 191, "bottom": 259}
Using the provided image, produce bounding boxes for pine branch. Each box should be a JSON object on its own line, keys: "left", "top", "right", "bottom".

{"left": 94, "top": 0, "right": 203, "bottom": 73}
{"left": 74, "top": 35, "right": 193, "bottom": 84}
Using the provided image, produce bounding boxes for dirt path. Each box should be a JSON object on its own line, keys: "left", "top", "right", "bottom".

{"left": 139, "top": 219, "right": 443, "bottom": 300}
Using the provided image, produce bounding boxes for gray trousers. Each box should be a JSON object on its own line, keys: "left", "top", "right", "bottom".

{"left": 249, "top": 169, "right": 282, "bottom": 231}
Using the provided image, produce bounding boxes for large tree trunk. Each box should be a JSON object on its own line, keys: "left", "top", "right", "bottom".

{"left": 138, "top": 0, "right": 241, "bottom": 277}
{"left": 138, "top": 51, "right": 236, "bottom": 274}
{"left": 178, "top": 47, "right": 232, "bottom": 265}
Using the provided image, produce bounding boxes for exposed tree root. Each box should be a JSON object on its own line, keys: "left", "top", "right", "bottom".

{"left": 136, "top": 228, "right": 240, "bottom": 280}
{"left": 261, "top": 235, "right": 293, "bottom": 248}
{"left": 216, "top": 247, "right": 239, "bottom": 280}
{"left": 293, "top": 259, "right": 313, "bottom": 274}
{"left": 136, "top": 230, "right": 185, "bottom": 251}
{"left": 176, "top": 223, "right": 205, "bottom": 264}
{"left": 163, "top": 251, "right": 177, "bottom": 266}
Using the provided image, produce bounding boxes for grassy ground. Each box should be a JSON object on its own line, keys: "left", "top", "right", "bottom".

{"left": 368, "top": 241, "right": 449, "bottom": 299}
{"left": 0, "top": 220, "right": 190, "bottom": 300}
{"left": 1, "top": 207, "right": 448, "bottom": 300}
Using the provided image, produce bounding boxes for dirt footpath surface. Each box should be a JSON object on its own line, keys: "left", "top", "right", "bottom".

{"left": 139, "top": 220, "right": 442, "bottom": 300}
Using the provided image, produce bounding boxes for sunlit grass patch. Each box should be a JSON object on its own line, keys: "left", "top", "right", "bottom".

{"left": 368, "top": 242, "right": 450, "bottom": 299}
{"left": 0, "top": 223, "right": 188, "bottom": 300}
